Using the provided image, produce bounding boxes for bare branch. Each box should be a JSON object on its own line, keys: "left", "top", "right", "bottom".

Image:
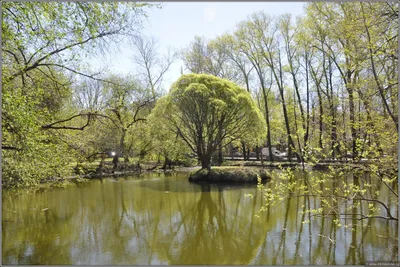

{"left": 36, "top": 63, "right": 122, "bottom": 86}
{"left": 2, "top": 145, "right": 21, "bottom": 151}
{"left": 41, "top": 112, "right": 120, "bottom": 131}
{"left": 42, "top": 113, "right": 93, "bottom": 131}
{"left": 7, "top": 30, "right": 120, "bottom": 82}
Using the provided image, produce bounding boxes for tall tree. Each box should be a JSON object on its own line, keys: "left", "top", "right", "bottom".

{"left": 101, "top": 75, "right": 152, "bottom": 169}
{"left": 132, "top": 35, "right": 176, "bottom": 98}
{"left": 152, "top": 74, "right": 266, "bottom": 170}
{"left": 235, "top": 19, "right": 275, "bottom": 161}
{"left": 249, "top": 11, "right": 298, "bottom": 161}
{"left": 279, "top": 14, "right": 307, "bottom": 161}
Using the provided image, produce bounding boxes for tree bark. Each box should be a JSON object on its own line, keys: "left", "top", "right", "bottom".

{"left": 255, "top": 146, "right": 260, "bottom": 160}
{"left": 113, "top": 128, "right": 126, "bottom": 170}
{"left": 260, "top": 84, "right": 274, "bottom": 162}
{"left": 304, "top": 52, "right": 310, "bottom": 147}
{"left": 200, "top": 154, "right": 212, "bottom": 170}
{"left": 241, "top": 142, "right": 247, "bottom": 160}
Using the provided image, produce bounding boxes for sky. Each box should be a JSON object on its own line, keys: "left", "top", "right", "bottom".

{"left": 98, "top": 2, "right": 306, "bottom": 92}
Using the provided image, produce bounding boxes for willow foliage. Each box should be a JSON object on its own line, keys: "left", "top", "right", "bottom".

{"left": 153, "top": 74, "right": 266, "bottom": 169}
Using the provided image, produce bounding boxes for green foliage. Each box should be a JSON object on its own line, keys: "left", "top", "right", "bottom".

{"left": 2, "top": 2, "right": 153, "bottom": 188}
{"left": 147, "top": 105, "right": 192, "bottom": 165}
{"left": 2, "top": 82, "right": 78, "bottom": 188}
{"left": 2, "top": 2, "right": 152, "bottom": 79}
{"left": 152, "top": 73, "right": 267, "bottom": 169}
{"left": 2, "top": 2, "right": 397, "bottom": 193}
{"left": 255, "top": 166, "right": 398, "bottom": 223}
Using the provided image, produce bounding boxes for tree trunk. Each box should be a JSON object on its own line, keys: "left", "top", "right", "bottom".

{"left": 200, "top": 154, "right": 211, "bottom": 170}
{"left": 316, "top": 83, "right": 324, "bottom": 151}
{"left": 241, "top": 142, "right": 247, "bottom": 160}
{"left": 217, "top": 124, "right": 223, "bottom": 165}
{"left": 217, "top": 150, "right": 223, "bottom": 165}
{"left": 293, "top": 90, "right": 304, "bottom": 165}
{"left": 260, "top": 149, "right": 264, "bottom": 166}
{"left": 310, "top": 62, "right": 324, "bottom": 151}
{"left": 359, "top": 90, "right": 384, "bottom": 156}
{"left": 256, "top": 146, "right": 260, "bottom": 160}
{"left": 327, "top": 57, "right": 340, "bottom": 159}
{"left": 271, "top": 60, "right": 296, "bottom": 162}
{"left": 260, "top": 85, "right": 274, "bottom": 162}
{"left": 163, "top": 157, "right": 171, "bottom": 170}
{"left": 278, "top": 84, "right": 295, "bottom": 162}
{"left": 114, "top": 128, "right": 126, "bottom": 170}
{"left": 360, "top": 4, "right": 398, "bottom": 130}
{"left": 347, "top": 73, "right": 357, "bottom": 161}
{"left": 288, "top": 54, "right": 306, "bottom": 157}
{"left": 112, "top": 155, "right": 118, "bottom": 171}
{"left": 304, "top": 52, "right": 310, "bottom": 147}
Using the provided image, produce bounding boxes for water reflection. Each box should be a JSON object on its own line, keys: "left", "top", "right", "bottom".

{"left": 2, "top": 172, "right": 397, "bottom": 265}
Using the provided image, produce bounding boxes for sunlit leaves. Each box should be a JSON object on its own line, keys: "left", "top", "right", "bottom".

{"left": 152, "top": 73, "right": 266, "bottom": 168}
{"left": 2, "top": 2, "right": 153, "bottom": 187}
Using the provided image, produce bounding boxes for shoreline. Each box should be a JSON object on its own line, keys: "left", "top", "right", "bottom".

{"left": 2, "top": 160, "right": 385, "bottom": 191}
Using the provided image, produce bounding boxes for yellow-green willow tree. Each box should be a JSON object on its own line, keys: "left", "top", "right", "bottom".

{"left": 152, "top": 74, "right": 266, "bottom": 170}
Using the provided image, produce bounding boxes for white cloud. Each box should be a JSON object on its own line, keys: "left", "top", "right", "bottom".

{"left": 203, "top": 5, "right": 217, "bottom": 23}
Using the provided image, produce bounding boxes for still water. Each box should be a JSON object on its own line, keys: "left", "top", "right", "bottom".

{"left": 3, "top": 172, "right": 398, "bottom": 265}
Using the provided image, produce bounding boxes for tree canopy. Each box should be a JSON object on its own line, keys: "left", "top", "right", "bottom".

{"left": 152, "top": 74, "right": 266, "bottom": 170}
{"left": 2, "top": 2, "right": 155, "bottom": 187}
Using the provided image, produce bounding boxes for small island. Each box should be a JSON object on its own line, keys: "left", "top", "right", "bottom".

{"left": 152, "top": 73, "right": 268, "bottom": 183}
{"left": 188, "top": 167, "right": 271, "bottom": 183}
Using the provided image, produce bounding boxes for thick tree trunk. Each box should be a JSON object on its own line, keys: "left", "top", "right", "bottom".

{"left": 163, "top": 157, "right": 170, "bottom": 170}
{"left": 200, "top": 154, "right": 211, "bottom": 170}
{"left": 217, "top": 150, "right": 223, "bottom": 165}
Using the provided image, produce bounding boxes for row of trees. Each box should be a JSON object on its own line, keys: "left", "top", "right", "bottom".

{"left": 178, "top": 2, "right": 398, "bottom": 223}
{"left": 2, "top": 2, "right": 398, "bottom": 189}
{"left": 182, "top": 2, "right": 398, "bottom": 165}
{"left": 2, "top": 2, "right": 176, "bottom": 187}
{"left": 2, "top": 2, "right": 266, "bottom": 189}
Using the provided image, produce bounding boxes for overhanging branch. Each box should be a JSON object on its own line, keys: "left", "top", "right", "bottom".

{"left": 41, "top": 112, "right": 120, "bottom": 131}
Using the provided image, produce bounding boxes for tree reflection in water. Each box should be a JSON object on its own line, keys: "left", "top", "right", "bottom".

{"left": 2, "top": 172, "right": 398, "bottom": 265}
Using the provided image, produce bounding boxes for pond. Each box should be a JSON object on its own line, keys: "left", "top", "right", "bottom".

{"left": 2, "top": 171, "right": 398, "bottom": 265}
